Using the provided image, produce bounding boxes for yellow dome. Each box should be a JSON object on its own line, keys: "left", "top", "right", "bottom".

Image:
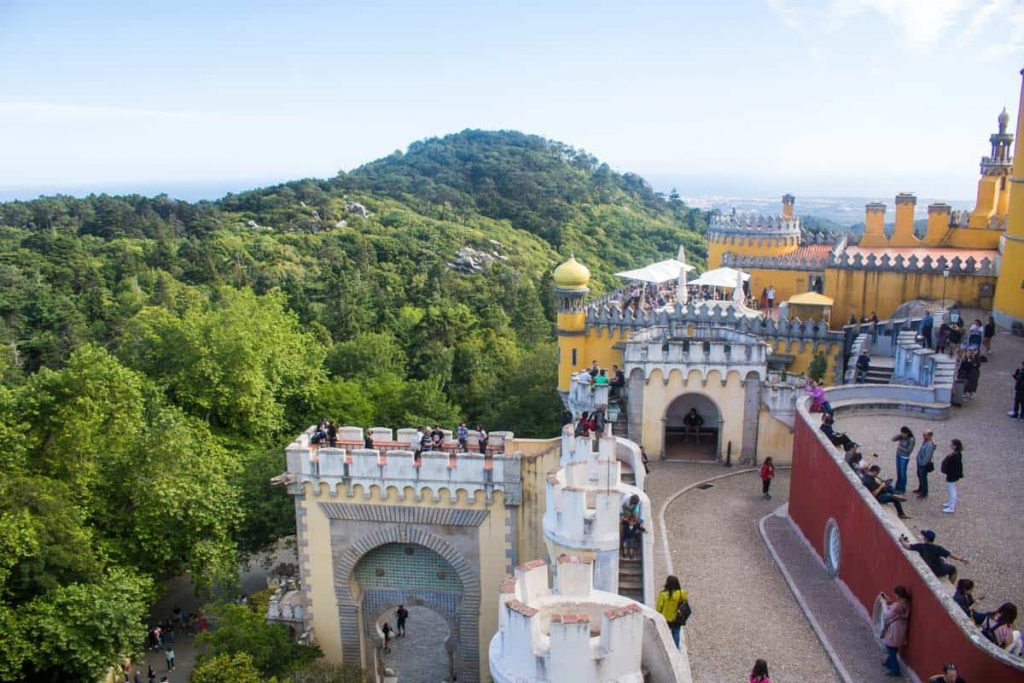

{"left": 552, "top": 256, "right": 591, "bottom": 288}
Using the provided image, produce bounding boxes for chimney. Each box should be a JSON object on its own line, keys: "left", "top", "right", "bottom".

{"left": 861, "top": 202, "right": 887, "bottom": 247}
{"left": 782, "top": 194, "right": 795, "bottom": 219}
{"left": 892, "top": 193, "right": 918, "bottom": 245}
{"left": 925, "top": 203, "right": 951, "bottom": 244}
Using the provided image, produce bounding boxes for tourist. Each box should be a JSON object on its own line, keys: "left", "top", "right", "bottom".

{"left": 940, "top": 439, "right": 965, "bottom": 514}
{"left": 856, "top": 350, "right": 871, "bottom": 383}
{"left": 919, "top": 310, "right": 934, "bottom": 349}
{"left": 327, "top": 420, "right": 338, "bottom": 447}
{"left": 913, "top": 430, "right": 936, "bottom": 498}
{"left": 620, "top": 494, "right": 644, "bottom": 559}
{"left": 980, "top": 603, "right": 1020, "bottom": 652}
{"left": 477, "top": 424, "right": 489, "bottom": 454}
{"left": 750, "top": 658, "right": 771, "bottom": 683}
{"left": 899, "top": 530, "right": 968, "bottom": 583}
{"left": 766, "top": 285, "right": 776, "bottom": 310}
{"left": 952, "top": 579, "right": 986, "bottom": 624}
{"left": 891, "top": 426, "right": 915, "bottom": 495}
{"left": 870, "top": 311, "right": 879, "bottom": 325}
{"left": 759, "top": 287, "right": 768, "bottom": 309}
{"left": 588, "top": 360, "right": 600, "bottom": 378}
{"left": 593, "top": 405, "right": 607, "bottom": 436}
{"left": 967, "top": 319, "right": 984, "bottom": 351}
{"left": 164, "top": 646, "right": 175, "bottom": 672}
{"left": 595, "top": 369, "right": 609, "bottom": 386}
{"left": 947, "top": 323, "right": 964, "bottom": 355}
{"left": 560, "top": 409, "right": 573, "bottom": 428}
{"left": 574, "top": 412, "right": 590, "bottom": 438}
{"left": 655, "top": 575, "right": 688, "bottom": 648}
{"left": 760, "top": 457, "right": 775, "bottom": 500}
{"left": 879, "top": 586, "right": 911, "bottom": 677}
{"left": 928, "top": 663, "right": 967, "bottom": 683}
{"left": 849, "top": 313, "right": 858, "bottom": 326}
{"left": 820, "top": 415, "right": 856, "bottom": 450}
{"left": 457, "top": 421, "right": 470, "bottom": 451}
{"left": 610, "top": 364, "right": 625, "bottom": 397}
{"left": 396, "top": 605, "right": 408, "bottom": 637}
{"left": 430, "top": 424, "right": 444, "bottom": 451}
{"left": 936, "top": 320, "right": 951, "bottom": 354}
{"left": 576, "top": 368, "right": 592, "bottom": 392}
{"left": 805, "top": 379, "right": 832, "bottom": 415}
{"left": 364, "top": 430, "right": 374, "bottom": 450}
{"left": 860, "top": 465, "right": 910, "bottom": 519}
{"left": 147, "top": 665, "right": 156, "bottom": 683}
{"left": 683, "top": 407, "right": 704, "bottom": 442}
{"left": 959, "top": 351, "right": 981, "bottom": 400}
{"left": 640, "top": 446, "right": 650, "bottom": 474}
{"left": 381, "top": 621, "right": 394, "bottom": 653}
{"left": 983, "top": 315, "right": 996, "bottom": 354}
{"left": 1009, "top": 360, "right": 1024, "bottom": 420}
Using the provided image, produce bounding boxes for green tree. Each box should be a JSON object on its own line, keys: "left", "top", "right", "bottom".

{"left": 195, "top": 603, "right": 320, "bottom": 678}
{"left": 808, "top": 352, "right": 828, "bottom": 383}
{"left": 191, "top": 652, "right": 264, "bottom": 683}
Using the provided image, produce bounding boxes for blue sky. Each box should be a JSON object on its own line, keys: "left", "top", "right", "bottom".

{"left": 1, "top": 0, "right": 1023, "bottom": 200}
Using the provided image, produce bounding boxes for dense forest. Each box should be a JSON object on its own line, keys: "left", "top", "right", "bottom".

{"left": 0, "top": 130, "right": 708, "bottom": 681}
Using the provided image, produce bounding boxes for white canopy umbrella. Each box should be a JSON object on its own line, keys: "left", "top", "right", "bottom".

{"left": 615, "top": 258, "right": 696, "bottom": 284}
{"left": 676, "top": 246, "right": 688, "bottom": 305}
{"left": 688, "top": 266, "right": 751, "bottom": 289}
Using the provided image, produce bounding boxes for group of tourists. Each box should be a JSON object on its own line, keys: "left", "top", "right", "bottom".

{"left": 379, "top": 604, "right": 410, "bottom": 654}
{"left": 575, "top": 360, "right": 626, "bottom": 395}
{"left": 619, "top": 493, "right": 645, "bottom": 559}
{"left": 311, "top": 420, "right": 491, "bottom": 457}
{"left": 840, "top": 425, "right": 965, "bottom": 517}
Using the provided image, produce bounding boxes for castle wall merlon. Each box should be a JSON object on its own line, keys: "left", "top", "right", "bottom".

{"left": 829, "top": 251, "right": 996, "bottom": 275}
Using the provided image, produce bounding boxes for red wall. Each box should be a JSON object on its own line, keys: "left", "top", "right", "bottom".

{"left": 789, "top": 413, "right": 1024, "bottom": 682}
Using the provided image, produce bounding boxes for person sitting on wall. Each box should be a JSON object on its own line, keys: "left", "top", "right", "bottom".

{"left": 952, "top": 579, "right": 987, "bottom": 625}
{"left": 979, "top": 603, "right": 1022, "bottom": 654}
{"left": 431, "top": 424, "right": 444, "bottom": 451}
{"left": 594, "top": 369, "right": 609, "bottom": 388}
{"left": 856, "top": 350, "right": 871, "bottom": 384}
{"left": 860, "top": 465, "right": 910, "bottom": 519}
{"left": 683, "top": 408, "right": 704, "bottom": 442}
{"left": 928, "top": 662, "right": 967, "bottom": 683}
{"left": 805, "top": 379, "right": 833, "bottom": 414}
{"left": 820, "top": 414, "right": 856, "bottom": 450}
{"left": 364, "top": 429, "right": 374, "bottom": 450}
{"left": 899, "top": 530, "right": 969, "bottom": 583}
{"left": 619, "top": 494, "right": 645, "bottom": 559}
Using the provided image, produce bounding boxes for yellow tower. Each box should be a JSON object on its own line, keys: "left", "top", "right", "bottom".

{"left": 968, "top": 107, "right": 1014, "bottom": 229}
{"left": 994, "top": 69, "right": 1024, "bottom": 328}
{"left": 553, "top": 256, "right": 591, "bottom": 392}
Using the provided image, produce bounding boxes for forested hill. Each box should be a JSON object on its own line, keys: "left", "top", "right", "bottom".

{"left": 0, "top": 130, "right": 706, "bottom": 680}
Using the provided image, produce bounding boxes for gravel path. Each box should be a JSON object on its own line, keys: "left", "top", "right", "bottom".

{"left": 840, "top": 327, "right": 1024, "bottom": 613}
{"left": 657, "top": 467, "right": 841, "bottom": 683}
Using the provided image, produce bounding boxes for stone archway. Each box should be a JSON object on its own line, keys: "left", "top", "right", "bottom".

{"left": 663, "top": 392, "right": 723, "bottom": 461}
{"left": 333, "top": 526, "right": 481, "bottom": 682}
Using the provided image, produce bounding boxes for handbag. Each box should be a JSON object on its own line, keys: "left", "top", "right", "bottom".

{"left": 925, "top": 461, "right": 935, "bottom": 473}
{"left": 672, "top": 598, "right": 692, "bottom": 627}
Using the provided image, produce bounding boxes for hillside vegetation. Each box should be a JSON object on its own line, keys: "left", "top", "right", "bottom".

{"left": 0, "top": 129, "right": 707, "bottom": 681}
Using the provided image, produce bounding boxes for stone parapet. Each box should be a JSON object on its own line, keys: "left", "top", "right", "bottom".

{"left": 828, "top": 251, "right": 995, "bottom": 275}
{"left": 488, "top": 557, "right": 690, "bottom": 683}
{"left": 621, "top": 327, "right": 769, "bottom": 384}
{"left": 285, "top": 427, "right": 512, "bottom": 503}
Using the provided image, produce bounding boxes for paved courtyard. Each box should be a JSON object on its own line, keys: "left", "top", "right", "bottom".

{"left": 840, "top": 326, "right": 1024, "bottom": 613}
{"left": 380, "top": 605, "right": 452, "bottom": 682}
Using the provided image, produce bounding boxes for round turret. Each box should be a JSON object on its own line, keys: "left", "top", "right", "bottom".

{"left": 552, "top": 256, "right": 591, "bottom": 289}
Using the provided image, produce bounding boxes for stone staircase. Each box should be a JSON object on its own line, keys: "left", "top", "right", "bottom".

{"left": 863, "top": 357, "right": 894, "bottom": 385}
{"left": 610, "top": 398, "right": 629, "bottom": 437}
{"left": 618, "top": 553, "right": 644, "bottom": 602}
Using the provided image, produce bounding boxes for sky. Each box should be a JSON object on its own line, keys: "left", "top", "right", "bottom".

{"left": 1, "top": 0, "right": 1024, "bottom": 201}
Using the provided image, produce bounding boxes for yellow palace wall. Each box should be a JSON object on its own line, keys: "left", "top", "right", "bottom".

{"left": 766, "top": 339, "right": 840, "bottom": 379}
{"left": 757, "top": 406, "right": 795, "bottom": 466}
{"left": 708, "top": 236, "right": 798, "bottom": 269}
{"left": 558, "top": 324, "right": 631, "bottom": 392}
{"left": 823, "top": 269, "right": 997, "bottom": 325}
{"left": 299, "top": 482, "right": 512, "bottom": 677}
{"left": 745, "top": 268, "right": 813, "bottom": 306}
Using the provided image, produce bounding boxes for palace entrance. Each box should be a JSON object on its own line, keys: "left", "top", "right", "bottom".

{"left": 663, "top": 393, "right": 721, "bottom": 461}
{"left": 352, "top": 542, "right": 464, "bottom": 682}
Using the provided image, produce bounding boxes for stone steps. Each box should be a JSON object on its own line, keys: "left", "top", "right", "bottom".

{"left": 618, "top": 555, "right": 644, "bottom": 601}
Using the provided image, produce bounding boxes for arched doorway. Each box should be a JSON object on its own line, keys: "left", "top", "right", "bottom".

{"left": 664, "top": 393, "right": 722, "bottom": 461}
{"left": 353, "top": 543, "right": 462, "bottom": 682}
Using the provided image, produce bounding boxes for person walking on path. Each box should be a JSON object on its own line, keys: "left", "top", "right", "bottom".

{"left": 655, "top": 575, "right": 688, "bottom": 648}
{"left": 760, "top": 457, "right": 775, "bottom": 500}
{"left": 913, "top": 430, "right": 936, "bottom": 498}
{"left": 750, "top": 659, "right": 771, "bottom": 683}
{"left": 1009, "top": 360, "right": 1024, "bottom": 420}
{"left": 983, "top": 315, "right": 996, "bottom": 354}
{"left": 164, "top": 647, "right": 175, "bottom": 672}
{"left": 381, "top": 622, "right": 394, "bottom": 653}
{"left": 880, "top": 586, "right": 911, "bottom": 677}
{"left": 395, "top": 605, "right": 408, "bottom": 637}
{"left": 856, "top": 350, "right": 871, "bottom": 383}
{"left": 919, "top": 311, "right": 934, "bottom": 349}
{"left": 891, "top": 426, "right": 915, "bottom": 495}
{"left": 940, "top": 439, "right": 965, "bottom": 514}
{"left": 899, "top": 530, "right": 969, "bottom": 583}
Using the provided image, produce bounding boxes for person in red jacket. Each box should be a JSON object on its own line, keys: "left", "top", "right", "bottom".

{"left": 760, "top": 457, "right": 776, "bottom": 500}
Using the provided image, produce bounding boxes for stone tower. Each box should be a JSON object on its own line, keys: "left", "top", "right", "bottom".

{"left": 553, "top": 256, "right": 591, "bottom": 393}
{"left": 994, "top": 69, "right": 1024, "bottom": 328}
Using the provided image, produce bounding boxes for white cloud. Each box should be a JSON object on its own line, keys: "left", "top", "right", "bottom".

{"left": 769, "top": 0, "right": 1024, "bottom": 54}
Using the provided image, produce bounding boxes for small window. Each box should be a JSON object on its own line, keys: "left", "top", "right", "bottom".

{"left": 571, "top": 349, "right": 577, "bottom": 366}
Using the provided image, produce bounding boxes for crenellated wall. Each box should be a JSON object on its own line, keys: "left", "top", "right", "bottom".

{"left": 489, "top": 556, "right": 690, "bottom": 683}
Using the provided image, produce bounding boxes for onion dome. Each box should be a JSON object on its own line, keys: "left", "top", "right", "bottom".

{"left": 552, "top": 256, "right": 591, "bottom": 288}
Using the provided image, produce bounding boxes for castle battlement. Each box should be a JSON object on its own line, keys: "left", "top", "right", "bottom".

{"left": 708, "top": 211, "right": 801, "bottom": 237}
{"left": 284, "top": 426, "right": 518, "bottom": 503}
{"left": 489, "top": 557, "right": 656, "bottom": 683}
{"left": 622, "top": 327, "right": 769, "bottom": 383}
{"left": 543, "top": 469, "right": 622, "bottom": 552}
{"left": 828, "top": 251, "right": 995, "bottom": 275}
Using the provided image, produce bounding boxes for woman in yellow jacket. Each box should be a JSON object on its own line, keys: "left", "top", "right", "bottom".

{"left": 656, "top": 575, "right": 687, "bottom": 647}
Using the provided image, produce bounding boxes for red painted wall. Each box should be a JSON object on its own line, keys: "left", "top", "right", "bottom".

{"left": 789, "top": 411, "right": 1024, "bottom": 682}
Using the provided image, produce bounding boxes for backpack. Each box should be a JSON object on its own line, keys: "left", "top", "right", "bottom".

{"left": 672, "top": 596, "right": 692, "bottom": 627}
